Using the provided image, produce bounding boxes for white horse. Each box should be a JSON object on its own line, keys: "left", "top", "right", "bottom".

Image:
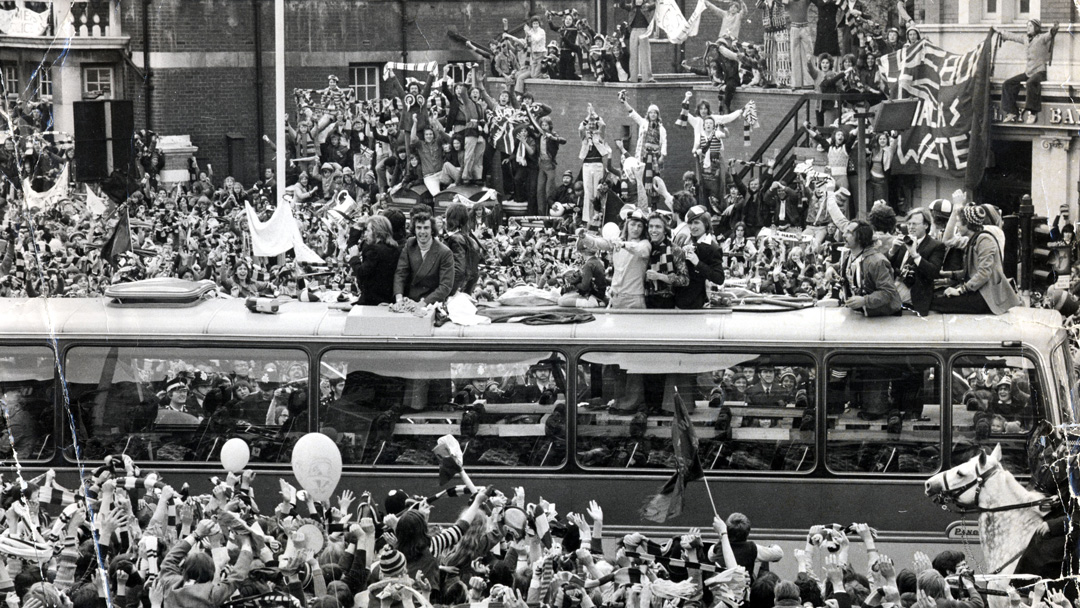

{"left": 925, "top": 444, "right": 1060, "bottom": 582}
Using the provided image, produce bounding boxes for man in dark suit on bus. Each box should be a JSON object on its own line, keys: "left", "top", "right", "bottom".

{"left": 745, "top": 365, "right": 786, "bottom": 407}
{"left": 889, "top": 207, "right": 945, "bottom": 317}
{"left": 394, "top": 211, "right": 455, "bottom": 305}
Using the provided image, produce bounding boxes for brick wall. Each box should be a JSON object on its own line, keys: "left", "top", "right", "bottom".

{"left": 122, "top": 0, "right": 275, "bottom": 183}
{"left": 1040, "top": 0, "right": 1076, "bottom": 22}
{"left": 487, "top": 79, "right": 803, "bottom": 187}
{"left": 280, "top": 0, "right": 594, "bottom": 55}
{"left": 115, "top": 0, "right": 801, "bottom": 185}
{"left": 916, "top": 0, "right": 1075, "bottom": 24}
{"left": 123, "top": 0, "right": 270, "bottom": 52}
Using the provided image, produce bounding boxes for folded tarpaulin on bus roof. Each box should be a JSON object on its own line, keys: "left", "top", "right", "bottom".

{"left": 580, "top": 352, "right": 761, "bottom": 375}
{"left": 336, "top": 351, "right": 552, "bottom": 380}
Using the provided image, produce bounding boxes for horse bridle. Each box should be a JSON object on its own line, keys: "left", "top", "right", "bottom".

{"left": 931, "top": 463, "right": 1060, "bottom": 514}
{"left": 931, "top": 463, "right": 1001, "bottom": 513}
{"left": 932, "top": 462, "right": 1063, "bottom": 576}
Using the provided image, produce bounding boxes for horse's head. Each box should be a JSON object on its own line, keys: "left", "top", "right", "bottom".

{"left": 925, "top": 444, "right": 1002, "bottom": 509}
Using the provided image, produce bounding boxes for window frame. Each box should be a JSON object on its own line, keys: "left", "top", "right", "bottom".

{"left": 3, "top": 65, "right": 18, "bottom": 99}
{"left": 1050, "top": 343, "right": 1074, "bottom": 425}
{"left": 60, "top": 343, "right": 311, "bottom": 464}
{"left": 822, "top": 350, "right": 945, "bottom": 477}
{"left": 574, "top": 348, "right": 820, "bottom": 475}
{"left": 443, "top": 62, "right": 474, "bottom": 84}
{"left": 0, "top": 343, "right": 60, "bottom": 463}
{"left": 348, "top": 63, "right": 382, "bottom": 102}
{"left": 34, "top": 64, "right": 51, "bottom": 98}
{"left": 82, "top": 64, "right": 114, "bottom": 99}
{"left": 317, "top": 345, "right": 571, "bottom": 470}
{"left": 945, "top": 350, "right": 1049, "bottom": 471}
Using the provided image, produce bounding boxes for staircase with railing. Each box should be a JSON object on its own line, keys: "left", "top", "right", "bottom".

{"left": 735, "top": 92, "right": 879, "bottom": 203}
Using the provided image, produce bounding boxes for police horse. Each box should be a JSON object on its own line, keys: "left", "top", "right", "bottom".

{"left": 925, "top": 445, "right": 1067, "bottom": 604}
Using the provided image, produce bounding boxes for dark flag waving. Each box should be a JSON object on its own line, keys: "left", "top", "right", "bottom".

{"left": 101, "top": 208, "right": 133, "bottom": 267}
{"left": 641, "top": 389, "right": 704, "bottom": 523}
{"left": 877, "top": 31, "right": 996, "bottom": 188}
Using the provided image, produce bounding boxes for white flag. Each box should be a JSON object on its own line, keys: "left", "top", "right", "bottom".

{"left": 645, "top": 0, "right": 708, "bottom": 44}
{"left": 85, "top": 185, "right": 108, "bottom": 217}
{"left": 23, "top": 165, "right": 69, "bottom": 212}
{"left": 244, "top": 199, "right": 324, "bottom": 264}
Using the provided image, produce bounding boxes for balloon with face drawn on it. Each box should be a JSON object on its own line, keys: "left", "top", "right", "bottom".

{"left": 291, "top": 433, "right": 342, "bottom": 503}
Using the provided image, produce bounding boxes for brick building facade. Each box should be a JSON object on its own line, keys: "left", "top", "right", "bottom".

{"left": 0, "top": 0, "right": 1073, "bottom": 215}
{"left": 0, "top": 0, "right": 779, "bottom": 188}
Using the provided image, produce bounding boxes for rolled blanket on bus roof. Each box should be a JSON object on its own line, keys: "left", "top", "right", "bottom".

{"left": 382, "top": 61, "right": 439, "bottom": 79}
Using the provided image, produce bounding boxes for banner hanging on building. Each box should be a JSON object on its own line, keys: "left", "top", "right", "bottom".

{"left": 877, "top": 32, "right": 994, "bottom": 189}
{"left": 644, "top": 0, "right": 707, "bottom": 44}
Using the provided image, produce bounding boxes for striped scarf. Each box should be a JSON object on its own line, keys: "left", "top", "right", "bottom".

{"left": 741, "top": 100, "right": 758, "bottom": 147}
{"left": 380, "top": 61, "right": 438, "bottom": 80}
{"left": 648, "top": 239, "right": 679, "bottom": 296}
{"left": 490, "top": 110, "right": 526, "bottom": 156}
{"left": 699, "top": 133, "right": 724, "bottom": 170}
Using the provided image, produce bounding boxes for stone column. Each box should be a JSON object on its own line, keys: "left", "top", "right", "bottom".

{"left": 1032, "top": 133, "right": 1076, "bottom": 219}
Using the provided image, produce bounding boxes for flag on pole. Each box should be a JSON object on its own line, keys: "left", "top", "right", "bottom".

{"left": 101, "top": 209, "right": 133, "bottom": 268}
{"left": 876, "top": 32, "right": 995, "bottom": 186}
{"left": 244, "top": 199, "right": 324, "bottom": 264}
{"left": 641, "top": 389, "right": 704, "bottom": 522}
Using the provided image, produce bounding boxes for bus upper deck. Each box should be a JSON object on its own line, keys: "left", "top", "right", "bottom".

{"left": 0, "top": 290, "right": 1073, "bottom": 544}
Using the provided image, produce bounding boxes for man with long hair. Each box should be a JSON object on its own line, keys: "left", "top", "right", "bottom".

{"left": 994, "top": 19, "right": 1060, "bottom": 124}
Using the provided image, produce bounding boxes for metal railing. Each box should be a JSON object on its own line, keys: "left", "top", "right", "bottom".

{"left": 736, "top": 92, "right": 878, "bottom": 190}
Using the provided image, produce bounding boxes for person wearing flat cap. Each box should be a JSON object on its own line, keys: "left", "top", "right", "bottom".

{"left": 932, "top": 204, "right": 1021, "bottom": 314}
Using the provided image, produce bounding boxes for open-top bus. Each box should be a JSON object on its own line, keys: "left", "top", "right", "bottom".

{"left": 0, "top": 280, "right": 1073, "bottom": 576}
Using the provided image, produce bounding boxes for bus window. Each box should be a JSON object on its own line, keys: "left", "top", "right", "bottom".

{"left": 0, "top": 347, "right": 56, "bottom": 462}
{"left": 825, "top": 354, "right": 940, "bottom": 474}
{"left": 951, "top": 355, "right": 1045, "bottom": 474}
{"left": 319, "top": 350, "right": 567, "bottom": 467}
{"left": 1051, "top": 345, "right": 1075, "bottom": 424}
{"left": 576, "top": 352, "right": 816, "bottom": 472}
{"left": 63, "top": 347, "right": 308, "bottom": 463}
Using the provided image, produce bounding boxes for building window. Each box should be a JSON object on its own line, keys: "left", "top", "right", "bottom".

{"left": 1018, "top": 0, "right": 1030, "bottom": 13}
{"left": 985, "top": 0, "right": 998, "bottom": 13}
{"left": 349, "top": 64, "right": 380, "bottom": 102}
{"left": 444, "top": 62, "right": 474, "bottom": 84}
{"left": 83, "top": 65, "right": 113, "bottom": 99}
{"left": 3, "top": 65, "right": 18, "bottom": 97}
{"left": 35, "top": 66, "right": 51, "bottom": 98}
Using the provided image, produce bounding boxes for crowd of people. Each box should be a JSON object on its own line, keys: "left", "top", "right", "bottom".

{"left": 0, "top": 0, "right": 1068, "bottom": 322}
{"left": 0, "top": 453, "right": 1071, "bottom": 608}
{"left": 0, "top": 65, "right": 1039, "bottom": 322}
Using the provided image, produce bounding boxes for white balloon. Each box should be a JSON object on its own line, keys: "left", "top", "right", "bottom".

{"left": 601, "top": 222, "right": 621, "bottom": 241}
{"left": 220, "top": 438, "right": 250, "bottom": 473}
{"left": 291, "top": 433, "right": 342, "bottom": 502}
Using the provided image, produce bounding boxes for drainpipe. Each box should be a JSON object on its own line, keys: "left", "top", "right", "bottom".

{"left": 142, "top": 0, "right": 152, "bottom": 131}
{"left": 253, "top": 0, "right": 265, "bottom": 175}
{"left": 399, "top": 0, "right": 408, "bottom": 63}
